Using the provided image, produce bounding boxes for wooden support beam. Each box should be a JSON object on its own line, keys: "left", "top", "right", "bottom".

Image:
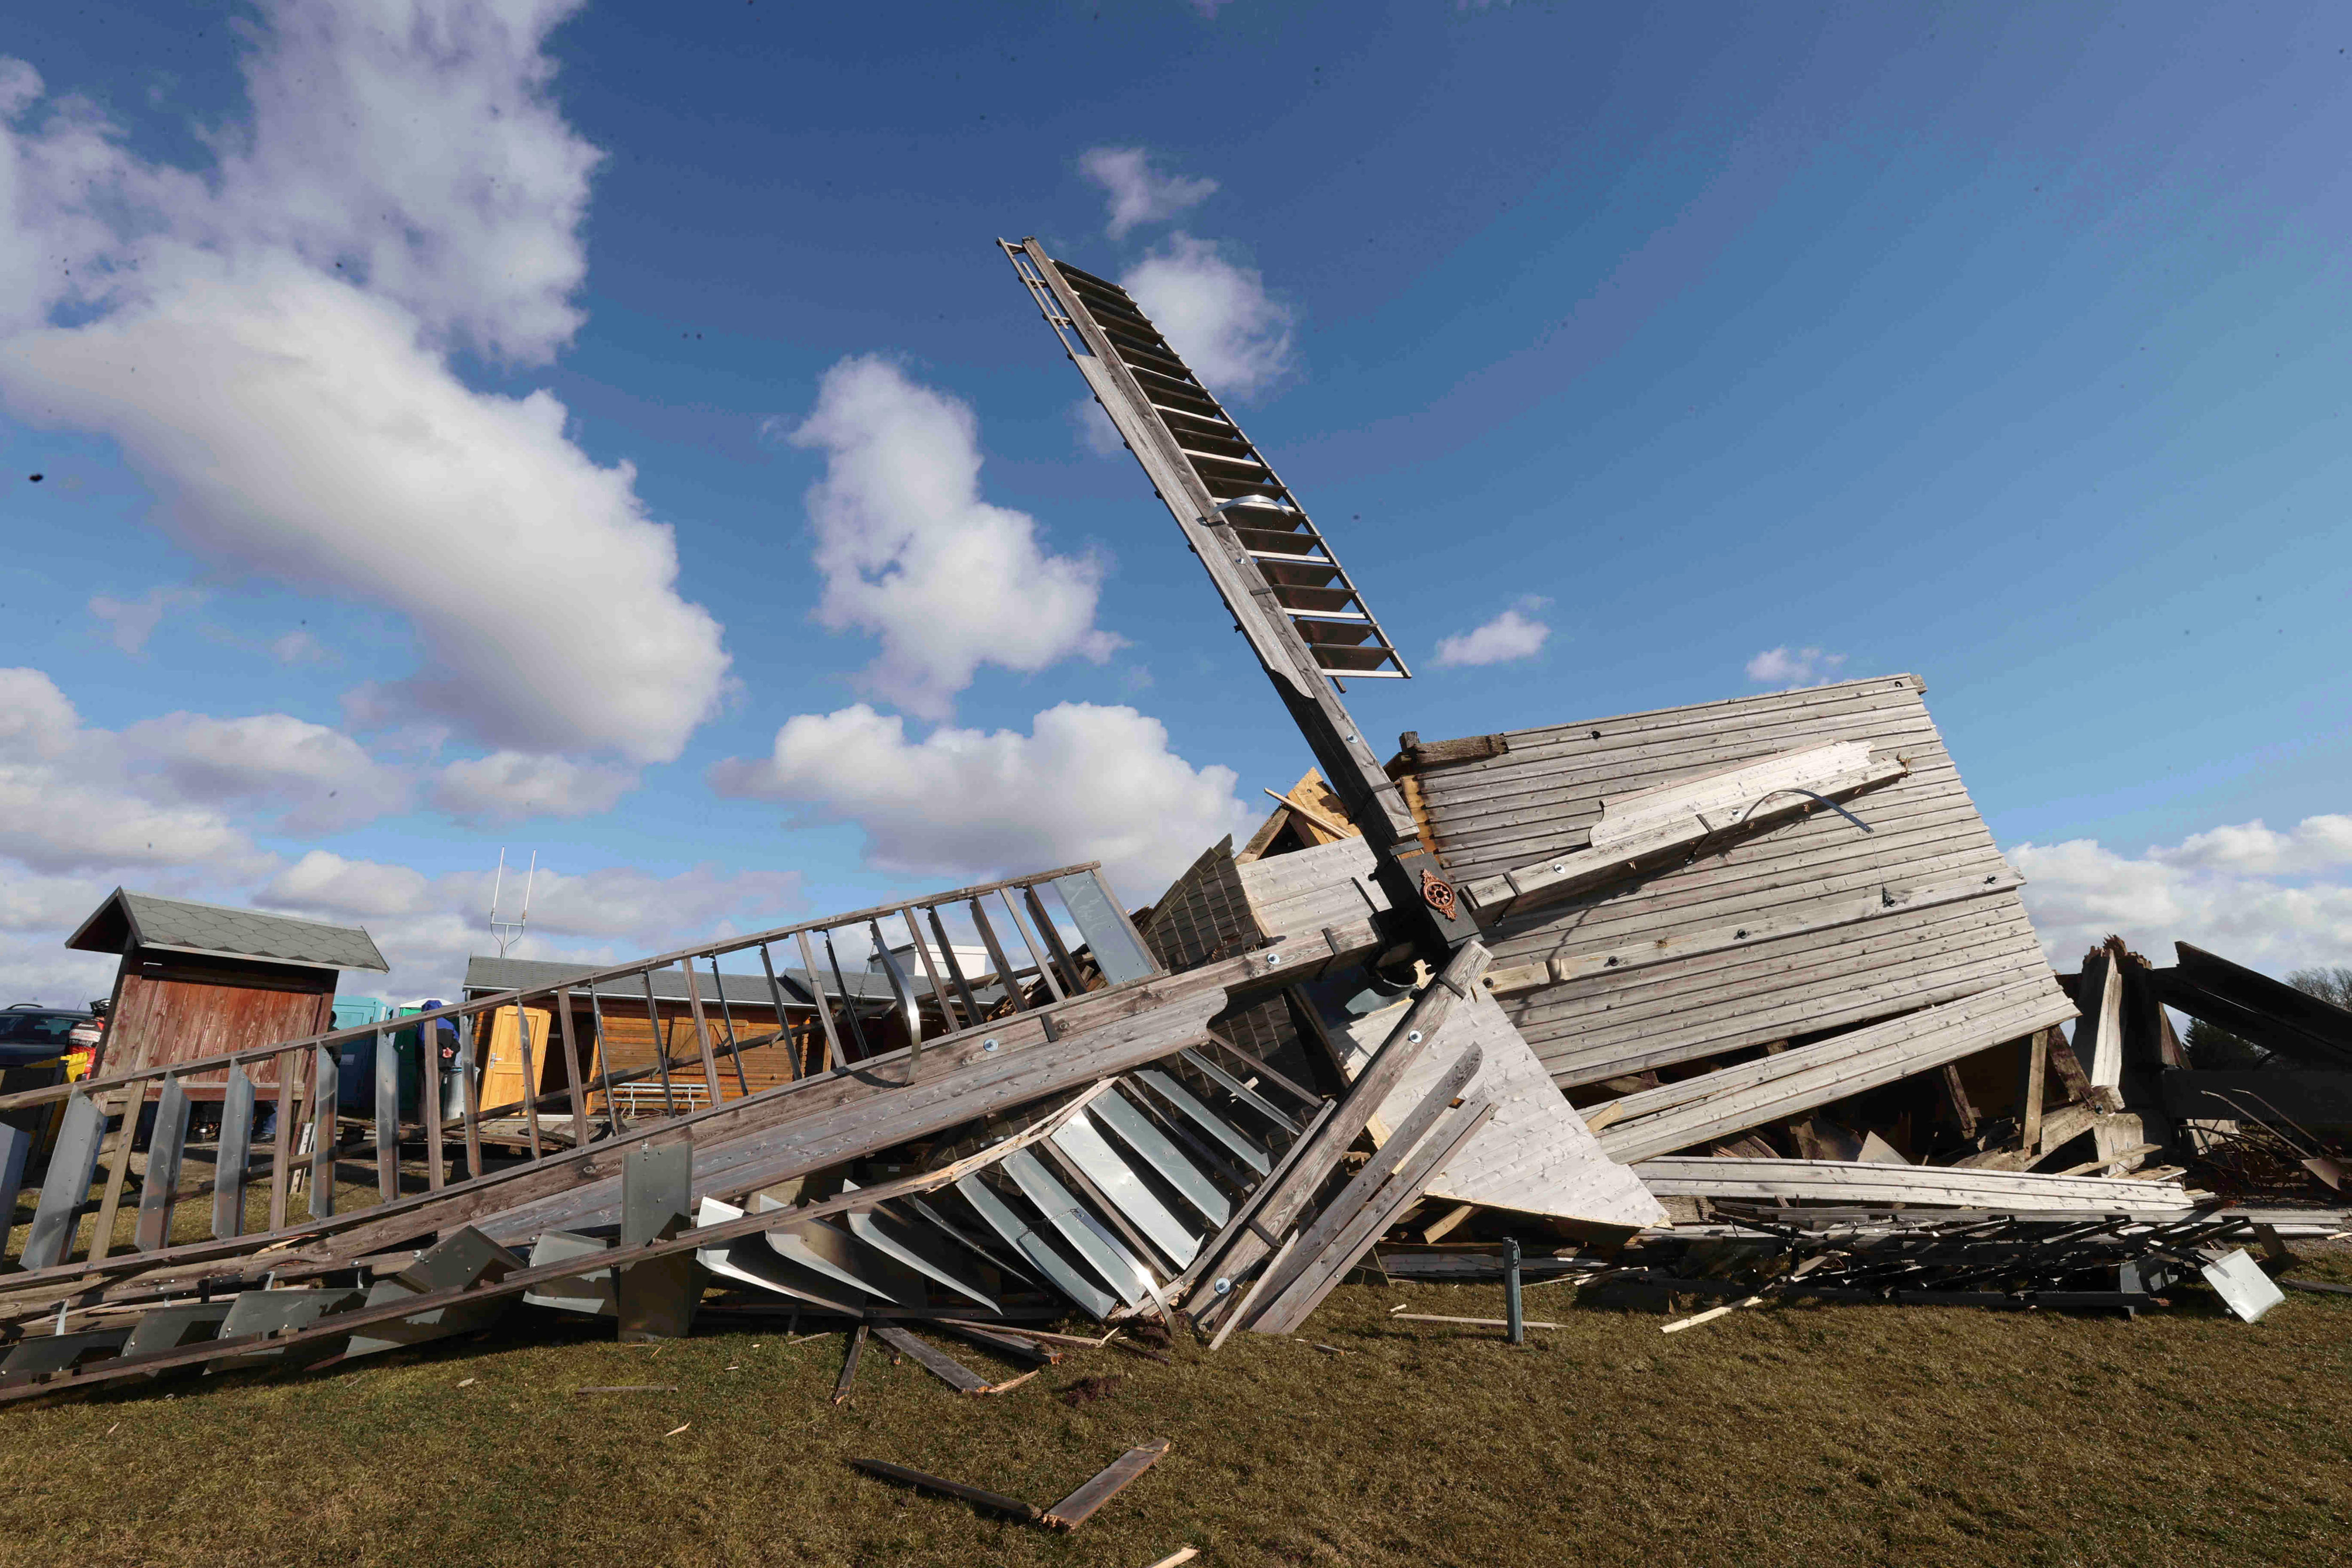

{"left": 2019, "top": 1029, "right": 2048, "bottom": 1153}
{"left": 1940, "top": 1063, "right": 1980, "bottom": 1141}
{"left": 1246, "top": 1100, "right": 1497, "bottom": 1336}
{"left": 1186, "top": 942, "right": 1490, "bottom": 1328}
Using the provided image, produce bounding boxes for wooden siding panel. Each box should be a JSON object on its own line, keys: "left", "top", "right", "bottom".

{"left": 1405, "top": 676, "right": 2059, "bottom": 1095}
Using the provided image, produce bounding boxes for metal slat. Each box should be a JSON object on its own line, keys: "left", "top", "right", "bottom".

{"left": 1049, "top": 1110, "right": 1202, "bottom": 1266}
{"left": 214, "top": 1067, "right": 255, "bottom": 1239}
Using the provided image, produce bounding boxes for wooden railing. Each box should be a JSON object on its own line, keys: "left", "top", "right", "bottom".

{"left": 0, "top": 864, "right": 1158, "bottom": 1276}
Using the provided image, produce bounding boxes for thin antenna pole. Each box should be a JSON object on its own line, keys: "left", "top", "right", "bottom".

{"left": 489, "top": 849, "right": 508, "bottom": 957}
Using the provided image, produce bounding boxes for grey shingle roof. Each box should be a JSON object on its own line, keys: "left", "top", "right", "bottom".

{"left": 462, "top": 955, "right": 898, "bottom": 1007}
{"left": 66, "top": 890, "right": 389, "bottom": 972}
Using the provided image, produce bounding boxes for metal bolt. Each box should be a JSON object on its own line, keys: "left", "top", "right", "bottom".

{"left": 1213, "top": 1278, "right": 1232, "bottom": 1295}
{"left": 1407, "top": 1030, "right": 1423, "bottom": 1043}
{"left": 1265, "top": 952, "right": 1282, "bottom": 966}
{"left": 981, "top": 1038, "right": 1000, "bottom": 1052}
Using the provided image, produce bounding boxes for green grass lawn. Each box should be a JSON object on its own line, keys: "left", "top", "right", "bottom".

{"left": 6, "top": 1252, "right": 2350, "bottom": 1568}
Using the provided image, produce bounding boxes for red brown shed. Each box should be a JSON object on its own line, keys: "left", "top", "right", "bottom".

{"left": 66, "top": 890, "right": 389, "bottom": 1096}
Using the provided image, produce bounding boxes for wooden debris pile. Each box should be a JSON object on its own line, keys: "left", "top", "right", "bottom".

{"left": 2, "top": 231, "right": 2341, "bottom": 1427}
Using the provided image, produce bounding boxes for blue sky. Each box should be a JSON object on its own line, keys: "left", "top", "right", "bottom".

{"left": 3, "top": 1, "right": 2347, "bottom": 1005}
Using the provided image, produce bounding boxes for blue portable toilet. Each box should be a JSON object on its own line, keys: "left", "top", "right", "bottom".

{"left": 333, "top": 996, "right": 392, "bottom": 1113}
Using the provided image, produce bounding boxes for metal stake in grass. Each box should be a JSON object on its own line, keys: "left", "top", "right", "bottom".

{"left": 1504, "top": 1237, "right": 1525, "bottom": 1346}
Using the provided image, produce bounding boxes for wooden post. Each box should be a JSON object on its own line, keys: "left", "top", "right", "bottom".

{"left": 268, "top": 1048, "right": 297, "bottom": 1231}
{"left": 2019, "top": 1029, "right": 2048, "bottom": 1153}
{"left": 85, "top": 1081, "right": 147, "bottom": 1264}
{"left": 966, "top": 898, "right": 1028, "bottom": 1014}
{"left": 556, "top": 989, "right": 592, "bottom": 1147}
{"left": 511, "top": 998, "right": 544, "bottom": 1163}
{"left": 1940, "top": 1062, "right": 1979, "bottom": 1141}
{"left": 999, "top": 889, "right": 1065, "bottom": 1003}
{"left": 794, "top": 930, "right": 845, "bottom": 1074}
{"left": 421, "top": 1014, "right": 445, "bottom": 1190}
{"left": 638, "top": 971, "right": 680, "bottom": 1116}
{"left": 755, "top": 942, "right": 809, "bottom": 1080}
{"left": 676, "top": 961, "right": 726, "bottom": 1105}
{"left": 584, "top": 987, "right": 625, "bottom": 1135}
{"left": 456, "top": 1011, "right": 485, "bottom": 1180}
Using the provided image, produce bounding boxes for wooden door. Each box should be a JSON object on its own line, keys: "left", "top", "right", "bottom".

{"left": 477, "top": 1006, "right": 551, "bottom": 1112}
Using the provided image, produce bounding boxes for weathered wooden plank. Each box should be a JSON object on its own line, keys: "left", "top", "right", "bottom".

{"left": 833, "top": 1323, "right": 867, "bottom": 1404}
{"left": 1521, "top": 897, "right": 2035, "bottom": 1034}
{"left": 851, "top": 1457, "right": 1041, "bottom": 1522}
{"left": 1524, "top": 907, "right": 2045, "bottom": 1071}
{"left": 1423, "top": 677, "right": 1928, "bottom": 781}
{"left": 2162, "top": 942, "right": 2352, "bottom": 1067}
{"left": 1597, "top": 982, "right": 2079, "bottom": 1162}
{"left": 1486, "top": 869, "right": 2026, "bottom": 994}
{"left": 2075, "top": 953, "right": 2123, "bottom": 1089}
{"left": 1634, "top": 1156, "right": 2195, "bottom": 1213}
{"left": 2020, "top": 1028, "right": 2048, "bottom": 1153}
{"left": 1424, "top": 699, "right": 1944, "bottom": 825}
{"left": 1185, "top": 943, "right": 1490, "bottom": 1329}
{"left": 1246, "top": 1046, "right": 1490, "bottom": 1315}
{"left": 1464, "top": 757, "right": 1912, "bottom": 919}
{"left": 1042, "top": 1438, "right": 1172, "bottom": 1531}
{"left": 873, "top": 1325, "right": 993, "bottom": 1393}
{"left": 1478, "top": 800, "right": 2007, "bottom": 948}
{"left": 1246, "top": 1101, "right": 1498, "bottom": 1335}
{"left": 1538, "top": 938, "right": 2053, "bottom": 1088}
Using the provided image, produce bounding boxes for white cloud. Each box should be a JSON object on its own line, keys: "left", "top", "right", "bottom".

{"left": 254, "top": 850, "right": 804, "bottom": 1003}
{"left": 89, "top": 586, "right": 201, "bottom": 654}
{"left": 270, "top": 629, "right": 331, "bottom": 665}
{"left": 2010, "top": 812, "right": 2352, "bottom": 974}
{"left": 1080, "top": 146, "right": 1216, "bottom": 240}
{"left": 0, "top": 667, "right": 413, "bottom": 872}
{"left": 1121, "top": 235, "right": 1295, "bottom": 399}
{"left": 119, "top": 710, "right": 411, "bottom": 833}
{"left": 432, "top": 749, "right": 638, "bottom": 823}
{"left": 0, "top": 7, "right": 728, "bottom": 768}
{"left": 792, "top": 356, "right": 1121, "bottom": 719}
{"left": 2148, "top": 815, "right": 2352, "bottom": 877}
{"left": 261, "top": 849, "right": 433, "bottom": 921}
{"left": 708, "top": 701, "right": 1256, "bottom": 898}
{"left": 1745, "top": 645, "right": 1848, "bottom": 685}
{"left": 1, "top": 670, "right": 254, "bottom": 874}
{"left": 0, "top": 666, "right": 77, "bottom": 758}
{"left": 208, "top": 0, "right": 601, "bottom": 364}
{"left": 1433, "top": 600, "right": 1550, "bottom": 668}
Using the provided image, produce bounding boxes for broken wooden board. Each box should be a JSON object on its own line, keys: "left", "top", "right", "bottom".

{"left": 1043, "top": 1438, "right": 1172, "bottom": 1530}
{"left": 1634, "top": 1156, "right": 2196, "bottom": 1214}
{"left": 1333, "top": 987, "right": 1665, "bottom": 1229}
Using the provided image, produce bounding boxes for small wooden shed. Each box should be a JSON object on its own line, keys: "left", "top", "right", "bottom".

{"left": 66, "top": 890, "right": 389, "bottom": 1095}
